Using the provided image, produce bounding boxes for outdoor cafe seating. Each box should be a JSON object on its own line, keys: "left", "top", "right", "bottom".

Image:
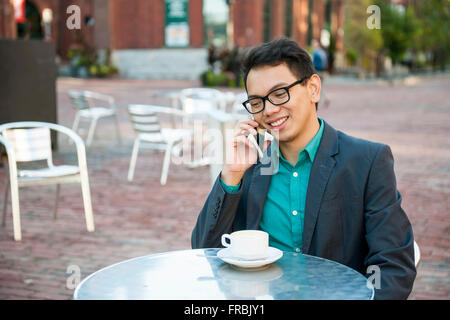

{"left": 0, "top": 121, "right": 95, "bottom": 241}
{"left": 127, "top": 104, "right": 193, "bottom": 185}
{"left": 68, "top": 90, "right": 122, "bottom": 146}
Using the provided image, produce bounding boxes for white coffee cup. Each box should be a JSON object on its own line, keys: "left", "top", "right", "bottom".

{"left": 221, "top": 230, "right": 269, "bottom": 260}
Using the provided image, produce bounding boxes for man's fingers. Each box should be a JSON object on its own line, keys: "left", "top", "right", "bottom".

{"left": 234, "top": 134, "right": 252, "bottom": 148}
{"left": 235, "top": 124, "right": 257, "bottom": 137}
{"left": 238, "top": 119, "right": 259, "bottom": 127}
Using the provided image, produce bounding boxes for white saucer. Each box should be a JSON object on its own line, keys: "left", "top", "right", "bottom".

{"left": 217, "top": 247, "right": 283, "bottom": 269}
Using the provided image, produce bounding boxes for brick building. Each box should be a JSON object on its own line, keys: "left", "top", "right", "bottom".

{"left": 1, "top": 0, "right": 345, "bottom": 79}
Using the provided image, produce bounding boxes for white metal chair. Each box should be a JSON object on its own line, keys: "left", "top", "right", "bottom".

{"left": 69, "top": 90, "right": 122, "bottom": 146}
{"left": 179, "top": 88, "right": 227, "bottom": 115}
{"left": 127, "top": 104, "right": 193, "bottom": 185}
{"left": 177, "top": 88, "right": 229, "bottom": 167}
{"left": 0, "top": 122, "right": 95, "bottom": 241}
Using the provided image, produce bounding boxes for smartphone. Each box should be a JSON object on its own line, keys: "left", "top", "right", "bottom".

{"left": 249, "top": 115, "right": 272, "bottom": 145}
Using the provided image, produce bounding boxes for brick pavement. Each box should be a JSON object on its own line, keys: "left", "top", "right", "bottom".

{"left": 0, "top": 74, "right": 449, "bottom": 300}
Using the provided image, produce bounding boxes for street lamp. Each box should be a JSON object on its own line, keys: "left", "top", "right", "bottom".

{"left": 42, "top": 8, "right": 52, "bottom": 41}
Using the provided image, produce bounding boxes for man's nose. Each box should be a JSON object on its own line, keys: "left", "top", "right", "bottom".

{"left": 263, "top": 100, "right": 281, "bottom": 116}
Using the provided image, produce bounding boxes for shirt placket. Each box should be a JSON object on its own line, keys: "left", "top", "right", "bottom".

{"left": 290, "top": 154, "right": 304, "bottom": 253}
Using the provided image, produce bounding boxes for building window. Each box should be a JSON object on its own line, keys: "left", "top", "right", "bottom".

{"left": 203, "top": 0, "right": 229, "bottom": 47}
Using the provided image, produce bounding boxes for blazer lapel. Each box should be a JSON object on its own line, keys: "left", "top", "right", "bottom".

{"left": 245, "top": 143, "right": 275, "bottom": 229}
{"left": 303, "top": 121, "right": 339, "bottom": 254}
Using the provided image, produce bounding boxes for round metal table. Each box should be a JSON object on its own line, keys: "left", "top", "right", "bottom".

{"left": 74, "top": 248, "right": 374, "bottom": 300}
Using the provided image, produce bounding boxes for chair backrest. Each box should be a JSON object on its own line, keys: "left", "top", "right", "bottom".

{"left": 128, "top": 105, "right": 164, "bottom": 139}
{"left": 179, "top": 88, "right": 226, "bottom": 114}
{"left": 83, "top": 91, "right": 115, "bottom": 109}
{"left": 69, "top": 90, "right": 115, "bottom": 110}
{"left": 2, "top": 127, "right": 52, "bottom": 163}
{"left": 68, "top": 90, "right": 89, "bottom": 110}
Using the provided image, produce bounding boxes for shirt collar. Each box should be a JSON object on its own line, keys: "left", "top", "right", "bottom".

{"left": 278, "top": 117, "right": 324, "bottom": 165}
{"left": 304, "top": 117, "right": 324, "bottom": 162}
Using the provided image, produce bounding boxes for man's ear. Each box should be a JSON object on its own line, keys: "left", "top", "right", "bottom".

{"left": 307, "top": 74, "right": 321, "bottom": 104}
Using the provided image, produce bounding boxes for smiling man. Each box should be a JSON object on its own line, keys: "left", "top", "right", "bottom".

{"left": 191, "top": 38, "right": 416, "bottom": 299}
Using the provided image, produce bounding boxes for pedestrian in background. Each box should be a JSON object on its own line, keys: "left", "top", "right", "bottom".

{"left": 312, "top": 39, "right": 330, "bottom": 108}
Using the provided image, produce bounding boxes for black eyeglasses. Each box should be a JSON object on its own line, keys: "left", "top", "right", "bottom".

{"left": 242, "top": 76, "right": 309, "bottom": 114}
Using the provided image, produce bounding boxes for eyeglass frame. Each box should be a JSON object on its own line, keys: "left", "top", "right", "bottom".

{"left": 242, "top": 76, "right": 310, "bottom": 114}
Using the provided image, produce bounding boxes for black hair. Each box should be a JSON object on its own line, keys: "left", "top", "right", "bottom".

{"left": 241, "top": 37, "right": 318, "bottom": 109}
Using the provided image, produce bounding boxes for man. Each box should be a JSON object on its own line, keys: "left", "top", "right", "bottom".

{"left": 312, "top": 39, "right": 330, "bottom": 107}
{"left": 191, "top": 38, "right": 416, "bottom": 299}
{"left": 312, "top": 39, "right": 328, "bottom": 72}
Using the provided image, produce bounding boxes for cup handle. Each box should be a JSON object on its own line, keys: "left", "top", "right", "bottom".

{"left": 221, "top": 234, "right": 231, "bottom": 248}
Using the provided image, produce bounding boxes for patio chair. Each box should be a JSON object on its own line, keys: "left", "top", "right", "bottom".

{"left": 0, "top": 121, "right": 95, "bottom": 241}
{"left": 179, "top": 88, "right": 227, "bottom": 115}
{"left": 127, "top": 104, "right": 193, "bottom": 185}
{"left": 69, "top": 90, "right": 122, "bottom": 146}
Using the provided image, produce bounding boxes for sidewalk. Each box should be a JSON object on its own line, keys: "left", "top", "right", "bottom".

{"left": 0, "top": 75, "right": 449, "bottom": 299}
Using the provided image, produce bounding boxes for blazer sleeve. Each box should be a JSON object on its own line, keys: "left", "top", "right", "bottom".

{"left": 364, "top": 144, "right": 417, "bottom": 300}
{"left": 191, "top": 174, "right": 243, "bottom": 249}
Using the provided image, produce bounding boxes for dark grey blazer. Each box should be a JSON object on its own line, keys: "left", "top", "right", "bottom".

{"left": 191, "top": 120, "right": 416, "bottom": 300}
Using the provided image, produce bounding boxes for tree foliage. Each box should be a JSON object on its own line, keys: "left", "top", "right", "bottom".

{"left": 344, "top": 0, "right": 449, "bottom": 72}
{"left": 344, "top": 0, "right": 383, "bottom": 72}
{"left": 375, "top": 0, "right": 421, "bottom": 64}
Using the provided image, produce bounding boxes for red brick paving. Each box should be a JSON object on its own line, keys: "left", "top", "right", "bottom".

{"left": 0, "top": 75, "right": 449, "bottom": 300}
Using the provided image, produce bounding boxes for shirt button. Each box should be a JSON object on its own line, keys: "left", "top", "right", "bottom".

{"left": 295, "top": 248, "right": 301, "bottom": 253}
{"left": 293, "top": 172, "right": 298, "bottom": 178}
{"left": 292, "top": 210, "right": 298, "bottom": 216}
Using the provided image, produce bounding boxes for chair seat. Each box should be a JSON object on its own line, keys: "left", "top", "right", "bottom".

{"left": 139, "top": 128, "right": 192, "bottom": 144}
{"left": 18, "top": 165, "right": 80, "bottom": 178}
{"left": 79, "top": 107, "right": 115, "bottom": 119}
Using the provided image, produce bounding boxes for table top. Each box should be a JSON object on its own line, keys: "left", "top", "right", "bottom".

{"left": 74, "top": 249, "right": 374, "bottom": 300}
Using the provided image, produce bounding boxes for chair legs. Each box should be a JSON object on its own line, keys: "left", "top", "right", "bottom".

{"left": 160, "top": 142, "right": 174, "bottom": 185}
{"left": 72, "top": 112, "right": 81, "bottom": 133}
{"left": 114, "top": 113, "right": 122, "bottom": 145}
{"left": 128, "top": 139, "right": 140, "bottom": 181}
{"left": 79, "top": 173, "right": 95, "bottom": 232}
{"left": 73, "top": 113, "right": 121, "bottom": 147}
{"left": 86, "top": 117, "right": 98, "bottom": 147}
{"left": 128, "top": 139, "right": 177, "bottom": 185}
{"left": 2, "top": 176, "right": 9, "bottom": 227}
{"left": 8, "top": 175, "right": 22, "bottom": 241}
{"left": 53, "top": 184, "right": 60, "bottom": 220}
{"left": 69, "top": 113, "right": 82, "bottom": 145}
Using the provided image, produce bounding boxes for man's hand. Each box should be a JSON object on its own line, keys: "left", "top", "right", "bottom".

{"left": 221, "top": 119, "right": 270, "bottom": 186}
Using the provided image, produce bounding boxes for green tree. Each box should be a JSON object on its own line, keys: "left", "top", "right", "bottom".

{"left": 344, "top": 0, "right": 383, "bottom": 74}
{"left": 376, "top": 0, "right": 420, "bottom": 65}
{"left": 415, "top": 0, "right": 450, "bottom": 70}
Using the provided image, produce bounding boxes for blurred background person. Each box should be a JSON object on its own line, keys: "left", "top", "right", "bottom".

{"left": 312, "top": 39, "right": 330, "bottom": 108}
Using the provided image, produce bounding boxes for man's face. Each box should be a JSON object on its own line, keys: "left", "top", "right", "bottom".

{"left": 246, "top": 63, "right": 320, "bottom": 144}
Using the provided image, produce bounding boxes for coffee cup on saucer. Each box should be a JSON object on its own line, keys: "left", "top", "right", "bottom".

{"left": 221, "top": 230, "right": 269, "bottom": 260}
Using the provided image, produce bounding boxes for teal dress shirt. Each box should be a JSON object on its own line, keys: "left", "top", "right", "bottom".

{"left": 220, "top": 118, "right": 324, "bottom": 253}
